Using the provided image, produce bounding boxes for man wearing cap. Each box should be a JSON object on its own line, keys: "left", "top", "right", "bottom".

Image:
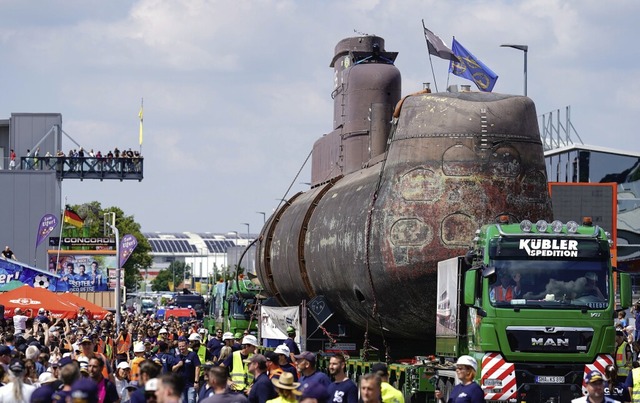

{"left": 301, "top": 382, "right": 331, "bottom": 403}
{"left": 233, "top": 333, "right": 244, "bottom": 352}
{"left": 174, "top": 338, "right": 201, "bottom": 403}
{"left": 0, "top": 358, "right": 36, "bottom": 402}
{"left": 69, "top": 378, "right": 99, "bottom": 403}
{"left": 284, "top": 327, "right": 300, "bottom": 364}
{"left": 265, "top": 352, "right": 284, "bottom": 380}
{"left": 371, "top": 363, "right": 403, "bottom": 403}
{"left": 434, "top": 355, "right": 482, "bottom": 403}
{"left": 78, "top": 336, "right": 112, "bottom": 381}
{"left": 295, "top": 351, "right": 330, "bottom": 388}
{"left": 246, "top": 354, "right": 277, "bottom": 403}
{"left": 573, "top": 370, "right": 618, "bottom": 402}
{"left": 35, "top": 308, "right": 51, "bottom": 325}
{"left": 52, "top": 357, "right": 81, "bottom": 403}
{"left": 328, "top": 353, "right": 357, "bottom": 403}
{"left": 222, "top": 335, "right": 259, "bottom": 393}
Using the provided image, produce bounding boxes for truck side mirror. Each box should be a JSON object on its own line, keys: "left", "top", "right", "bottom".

{"left": 620, "top": 272, "right": 632, "bottom": 308}
{"left": 464, "top": 269, "right": 478, "bottom": 306}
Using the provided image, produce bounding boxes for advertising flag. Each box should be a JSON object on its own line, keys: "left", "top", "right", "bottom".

{"left": 119, "top": 234, "right": 138, "bottom": 268}
{"left": 423, "top": 26, "right": 458, "bottom": 61}
{"left": 63, "top": 207, "right": 84, "bottom": 228}
{"left": 35, "top": 214, "right": 58, "bottom": 248}
{"left": 449, "top": 38, "right": 498, "bottom": 92}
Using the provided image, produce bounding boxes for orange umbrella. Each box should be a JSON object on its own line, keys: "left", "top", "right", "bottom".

{"left": 56, "top": 292, "right": 110, "bottom": 320}
{"left": 0, "top": 285, "right": 79, "bottom": 319}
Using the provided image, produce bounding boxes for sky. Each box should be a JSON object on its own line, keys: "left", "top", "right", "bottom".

{"left": 1, "top": 0, "right": 639, "bottom": 235}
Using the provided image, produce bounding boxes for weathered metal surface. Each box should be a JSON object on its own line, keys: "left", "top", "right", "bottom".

{"left": 256, "top": 37, "right": 552, "bottom": 340}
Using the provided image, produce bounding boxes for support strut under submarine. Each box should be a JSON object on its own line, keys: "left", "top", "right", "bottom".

{"left": 256, "top": 36, "right": 552, "bottom": 341}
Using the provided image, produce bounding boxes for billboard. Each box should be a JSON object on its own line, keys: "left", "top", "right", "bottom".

{"left": 0, "top": 259, "right": 61, "bottom": 292}
{"left": 47, "top": 250, "right": 116, "bottom": 292}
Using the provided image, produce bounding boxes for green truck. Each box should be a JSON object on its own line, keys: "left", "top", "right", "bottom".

{"left": 358, "top": 217, "right": 630, "bottom": 402}
{"left": 203, "top": 276, "right": 261, "bottom": 336}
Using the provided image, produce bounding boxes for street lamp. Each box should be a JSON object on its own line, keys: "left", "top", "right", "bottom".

{"left": 227, "top": 231, "right": 239, "bottom": 276}
{"left": 242, "top": 223, "right": 250, "bottom": 242}
{"left": 500, "top": 44, "right": 528, "bottom": 96}
{"left": 256, "top": 211, "right": 266, "bottom": 224}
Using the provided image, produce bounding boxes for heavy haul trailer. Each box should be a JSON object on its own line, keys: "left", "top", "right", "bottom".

{"left": 251, "top": 34, "right": 631, "bottom": 402}
{"left": 292, "top": 219, "right": 631, "bottom": 403}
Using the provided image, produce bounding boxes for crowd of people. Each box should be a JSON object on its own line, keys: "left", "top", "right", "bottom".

{"left": 0, "top": 307, "right": 407, "bottom": 403}
{"left": 12, "top": 147, "right": 143, "bottom": 173}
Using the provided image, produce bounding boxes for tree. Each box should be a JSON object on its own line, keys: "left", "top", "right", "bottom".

{"left": 151, "top": 261, "right": 191, "bottom": 291}
{"left": 69, "top": 202, "right": 152, "bottom": 289}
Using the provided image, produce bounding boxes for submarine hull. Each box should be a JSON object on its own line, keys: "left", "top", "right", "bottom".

{"left": 257, "top": 91, "right": 552, "bottom": 340}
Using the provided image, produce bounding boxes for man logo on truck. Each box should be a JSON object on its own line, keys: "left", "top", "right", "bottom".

{"left": 519, "top": 239, "right": 578, "bottom": 257}
{"left": 531, "top": 338, "right": 569, "bottom": 347}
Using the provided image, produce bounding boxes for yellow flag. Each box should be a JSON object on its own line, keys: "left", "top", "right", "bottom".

{"left": 138, "top": 103, "right": 144, "bottom": 146}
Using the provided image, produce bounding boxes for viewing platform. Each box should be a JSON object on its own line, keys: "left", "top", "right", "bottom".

{"left": 19, "top": 156, "right": 144, "bottom": 181}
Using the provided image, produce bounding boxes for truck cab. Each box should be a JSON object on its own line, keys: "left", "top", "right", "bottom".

{"left": 439, "top": 218, "right": 632, "bottom": 402}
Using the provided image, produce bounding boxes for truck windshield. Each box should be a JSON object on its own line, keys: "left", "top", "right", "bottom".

{"left": 487, "top": 259, "right": 609, "bottom": 309}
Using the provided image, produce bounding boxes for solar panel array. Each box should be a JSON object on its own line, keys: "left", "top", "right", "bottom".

{"left": 148, "top": 239, "right": 198, "bottom": 254}
{"left": 205, "top": 240, "right": 236, "bottom": 253}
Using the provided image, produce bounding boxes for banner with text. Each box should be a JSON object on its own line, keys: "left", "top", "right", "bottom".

{"left": 47, "top": 252, "right": 116, "bottom": 292}
{"left": 119, "top": 234, "right": 138, "bottom": 268}
{"left": 36, "top": 214, "right": 58, "bottom": 248}
{"left": 0, "top": 259, "right": 60, "bottom": 291}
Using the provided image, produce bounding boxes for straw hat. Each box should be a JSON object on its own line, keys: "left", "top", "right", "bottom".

{"left": 272, "top": 372, "right": 300, "bottom": 390}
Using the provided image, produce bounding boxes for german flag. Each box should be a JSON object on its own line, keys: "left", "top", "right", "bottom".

{"left": 63, "top": 207, "right": 84, "bottom": 228}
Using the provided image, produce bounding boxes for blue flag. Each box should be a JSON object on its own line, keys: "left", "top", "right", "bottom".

{"left": 449, "top": 38, "right": 498, "bottom": 92}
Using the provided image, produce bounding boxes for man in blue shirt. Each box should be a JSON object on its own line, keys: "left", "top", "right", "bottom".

{"left": 284, "top": 327, "right": 300, "bottom": 365}
{"left": 245, "top": 354, "right": 277, "bottom": 403}
{"left": 175, "top": 339, "right": 201, "bottom": 403}
{"left": 295, "top": 351, "right": 330, "bottom": 389}
{"left": 327, "top": 353, "right": 357, "bottom": 403}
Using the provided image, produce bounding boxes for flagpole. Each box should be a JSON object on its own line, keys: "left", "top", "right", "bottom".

{"left": 56, "top": 198, "right": 67, "bottom": 274}
{"left": 421, "top": 20, "right": 439, "bottom": 93}
{"left": 139, "top": 98, "right": 144, "bottom": 155}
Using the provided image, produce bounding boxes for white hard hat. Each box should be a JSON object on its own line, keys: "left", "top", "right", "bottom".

{"left": 38, "top": 371, "right": 57, "bottom": 384}
{"left": 188, "top": 333, "right": 201, "bottom": 342}
{"left": 133, "top": 342, "right": 146, "bottom": 353}
{"left": 242, "top": 335, "right": 259, "bottom": 347}
{"left": 198, "top": 328, "right": 207, "bottom": 334}
{"left": 274, "top": 344, "right": 291, "bottom": 355}
{"left": 159, "top": 328, "right": 168, "bottom": 334}
{"left": 117, "top": 361, "right": 131, "bottom": 370}
{"left": 456, "top": 355, "right": 477, "bottom": 372}
{"left": 222, "top": 332, "right": 234, "bottom": 341}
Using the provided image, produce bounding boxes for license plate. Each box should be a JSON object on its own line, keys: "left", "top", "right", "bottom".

{"left": 535, "top": 376, "right": 565, "bottom": 384}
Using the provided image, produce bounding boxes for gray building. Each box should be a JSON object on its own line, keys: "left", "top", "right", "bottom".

{"left": 0, "top": 113, "right": 62, "bottom": 267}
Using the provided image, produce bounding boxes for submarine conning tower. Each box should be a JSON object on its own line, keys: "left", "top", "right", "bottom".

{"left": 311, "top": 36, "right": 401, "bottom": 185}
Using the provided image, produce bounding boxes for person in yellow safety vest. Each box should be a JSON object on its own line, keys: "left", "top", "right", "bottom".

{"left": 268, "top": 372, "right": 301, "bottom": 403}
{"left": 371, "top": 362, "right": 404, "bottom": 403}
{"left": 616, "top": 330, "right": 633, "bottom": 379}
{"left": 188, "top": 332, "right": 211, "bottom": 367}
{"left": 220, "top": 334, "right": 259, "bottom": 392}
{"left": 626, "top": 364, "right": 640, "bottom": 402}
